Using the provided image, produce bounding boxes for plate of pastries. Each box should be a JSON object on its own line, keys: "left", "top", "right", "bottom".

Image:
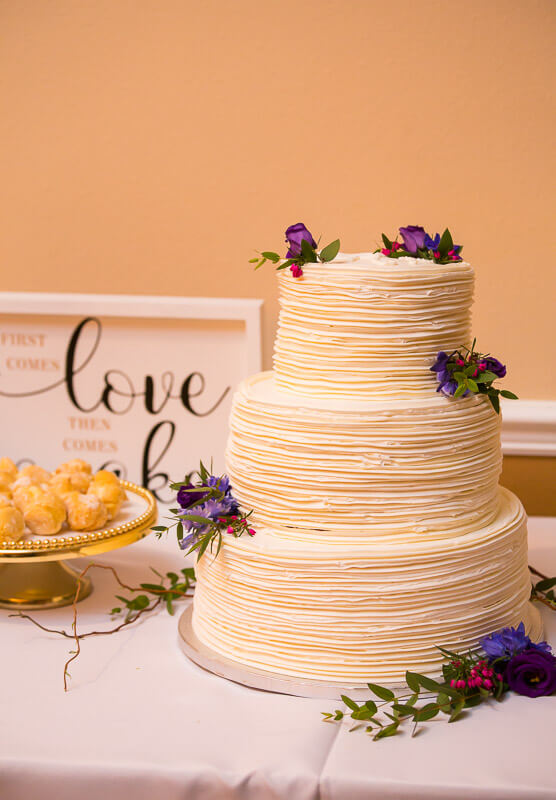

{"left": 0, "top": 458, "right": 128, "bottom": 543}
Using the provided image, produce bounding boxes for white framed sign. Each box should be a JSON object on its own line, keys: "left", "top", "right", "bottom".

{"left": 0, "top": 292, "right": 262, "bottom": 503}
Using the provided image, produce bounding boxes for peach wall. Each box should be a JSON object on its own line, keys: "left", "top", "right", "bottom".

{"left": 1, "top": 1, "right": 555, "bottom": 508}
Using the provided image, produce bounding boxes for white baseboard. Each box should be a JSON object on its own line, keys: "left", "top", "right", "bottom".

{"left": 502, "top": 400, "right": 556, "bottom": 457}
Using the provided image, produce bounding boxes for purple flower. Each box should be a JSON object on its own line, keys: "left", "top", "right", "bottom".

{"left": 207, "top": 474, "right": 231, "bottom": 494}
{"left": 430, "top": 351, "right": 450, "bottom": 377}
{"left": 484, "top": 357, "right": 507, "bottom": 379}
{"left": 177, "top": 483, "right": 208, "bottom": 510}
{"left": 430, "top": 351, "right": 463, "bottom": 396}
{"left": 505, "top": 649, "right": 556, "bottom": 697}
{"left": 424, "top": 232, "right": 440, "bottom": 250}
{"left": 285, "top": 223, "right": 317, "bottom": 259}
{"left": 399, "top": 225, "right": 427, "bottom": 254}
{"left": 480, "top": 622, "right": 552, "bottom": 661}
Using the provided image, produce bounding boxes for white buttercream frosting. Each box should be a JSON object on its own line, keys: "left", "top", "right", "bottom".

{"left": 274, "top": 252, "right": 474, "bottom": 399}
{"left": 226, "top": 372, "right": 502, "bottom": 537}
{"left": 193, "top": 488, "right": 534, "bottom": 683}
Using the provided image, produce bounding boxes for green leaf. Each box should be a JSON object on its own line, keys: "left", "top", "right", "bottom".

{"left": 405, "top": 672, "right": 421, "bottom": 693}
{"left": 406, "top": 692, "right": 419, "bottom": 706}
{"left": 479, "top": 370, "right": 498, "bottom": 383}
{"left": 341, "top": 695, "right": 360, "bottom": 712}
{"left": 373, "top": 721, "right": 399, "bottom": 740}
{"left": 464, "top": 694, "right": 483, "bottom": 708}
{"left": 454, "top": 383, "right": 468, "bottom": 399}
{"left": 436, "top": 692, "right": 451, "bottom": 712}
{"left": 166, "top": 595, "right": 174, "bottom": 615}
{"left": 319, "top": 239, "right": 341, "bottom": 262}
{"left": 130, "top": 594, "right": 150, "bottom": 610}
{"left": 438, "top": 228, "right": 454, "bottom": 257}
{"left": 333, "top": 710, "right": 344, "bottom": 721}
{"left": 415, "top": 703, "right": 439, "bottom": 721}
{"left": 488, "top": 392, "right": 500, "bottom": 414}
{"left": 453, "top": 371, "right": 466, "bottom": 381}
{"left": 151, "top": 526, "right": 167, "bottom": 532}
{"left": 140, "top": 583, "right": 164, "bottom": 592}
{"left": 301, "top": 237, "right": 318, "bottom": 262}
{"left": 448, "top": 699, "right": 466, "bottom": 722}
{"left": 392, "top": 703, "right": 417, "bottom": 717}
{"left": 500, "top": 390, "right": 518, "bottom": 400}
{"left": 381, "top": 233, "right": 392, "bottom": 249}
{"left": 176, "top": 522, "right": 184, "bottom": 540}
{"left": 261, "top": 251, "right": 280, "bottom": 262}
{"left": 367, "top": 683, "right": 395, "bottom": 701}
{"left": 413, "top": 673, "right": 443, "bottom": 693}
{"left": 351, "top": 708, "right": 375, "bottom": 721}
{"left": 364, "top": 699, "right": 378, "bottom": 714}
{"left": 276, "top": 259, "right": 295, "bottom": 271}
{"left": 180, "top": 513, "right": 216, "bottom": 525}
{"left": 467, "top": 378, "right": 479, "bottom": 393}
{"left": 535, "top": 577, "right": 556, "bottom": 592}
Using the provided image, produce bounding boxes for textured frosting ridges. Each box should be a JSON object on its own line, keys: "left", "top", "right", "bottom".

{"left": 193, "top": 488, "right": 533, "bottom": 683}
{"left": 226, "top": 372, "right": 502, "bottom": 537}
{"left": 273, "top": 252, "right": 474, "bottom": 398}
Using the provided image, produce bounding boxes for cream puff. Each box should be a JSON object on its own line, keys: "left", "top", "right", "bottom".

{"left": 0, "top": 457, "right": 18, "bottom": 481}
{"left": 64, "top": 491, "right": 108, "bottom": 532}
{"left": 21, "top": 488, "right": 66, "bottom": 536}
{"left": 18, "top": 464, "right": 52, "bottom": 485}
{"left": 0, "top": 504, "right": 25, "bottom": 541}
{"left": 50, "top": 470, "right": 91, "bottom": 494}
{"left": 55, "top": 459, "right": 93, "bottom": 476}
{"left": 89, "top": 470, "right": 126, "bottom": 520}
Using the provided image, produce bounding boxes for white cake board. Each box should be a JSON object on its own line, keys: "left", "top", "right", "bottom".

{"left": 177, "top": 603, "right": 544, "bottom": 700}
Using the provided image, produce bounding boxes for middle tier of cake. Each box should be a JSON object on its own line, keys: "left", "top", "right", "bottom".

{"left": 226, "top": 372, "right": 502, "bottom": 538}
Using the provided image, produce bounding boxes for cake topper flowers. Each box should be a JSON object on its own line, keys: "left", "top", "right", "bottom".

{"left": 249, "top": 222, "right": 341, "bottom": 278}
{"left": 377, "top": 225, "right": 463, "bottom": 264}
{"left": 152, "top": 461, "right": 255, "bottom": 560}
{"left": 430, "top": 340, "right": 517, "bottom": 413}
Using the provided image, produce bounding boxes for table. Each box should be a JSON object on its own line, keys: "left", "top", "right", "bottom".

{"left": 1, "top": 518, "right": 555, "bottom": 800}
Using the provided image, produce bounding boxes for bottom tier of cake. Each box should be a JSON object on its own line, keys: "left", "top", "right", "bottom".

{"left": 192, "top": 488, "right": 538, "bottom": 684}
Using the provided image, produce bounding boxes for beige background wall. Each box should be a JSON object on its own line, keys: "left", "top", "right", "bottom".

{"left": 1, "top": 0, "right": 555, "bottom": 512}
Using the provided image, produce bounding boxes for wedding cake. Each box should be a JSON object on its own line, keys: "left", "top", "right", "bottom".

{"left": 191, "top": 228, "right": 537, "bottom": 684}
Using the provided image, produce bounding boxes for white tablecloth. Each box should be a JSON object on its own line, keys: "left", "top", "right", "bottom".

{"left": 1, "top": 518, "right": 555, "bottom": 800}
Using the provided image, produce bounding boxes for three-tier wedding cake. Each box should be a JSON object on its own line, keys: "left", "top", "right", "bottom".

{"left": 191, "top": 234, "right": 538, "bottom": 685}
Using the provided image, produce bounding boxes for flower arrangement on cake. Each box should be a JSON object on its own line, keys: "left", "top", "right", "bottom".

{"left": 377, "top": 224, "right": 463, "bottom": 264}
{"left": 249, "top": 222, "right": 340, "bottom": 277}
{"left": 152, "top": 461, "right": 255, "bottom": 559}
{"left": 431, "top": 340, "right": 518, "bottom": 413}
{"left": 324, "top": 622, "right": 556, "bottom": 741}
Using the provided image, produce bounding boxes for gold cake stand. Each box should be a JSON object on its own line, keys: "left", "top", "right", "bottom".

{"left": 0, "top": 481, "right": 157, "bottom": 609}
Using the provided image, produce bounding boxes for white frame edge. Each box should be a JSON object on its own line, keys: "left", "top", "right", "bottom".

{"left": 0, "top": 291, "right": 264, "bottom": 374}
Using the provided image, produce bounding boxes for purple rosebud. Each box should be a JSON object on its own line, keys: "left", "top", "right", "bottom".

{"left": 177, "top": 483, "right": 208, "bottom": 510}
{"left": 399, "top": 225, "right": 427, "bottom": 254}
{"left": 484, "top": 357, "right": 506, "bottom": 379}
{"left": 285, "top": 223, "right": 317, "bottom": 259}
{"left": 505, "top": 649, "right": 556, "bottom": 697}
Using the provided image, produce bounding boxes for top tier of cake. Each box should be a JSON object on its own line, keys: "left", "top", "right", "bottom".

{"left": 273, "top": 251, "right": 474, "bottom": 399}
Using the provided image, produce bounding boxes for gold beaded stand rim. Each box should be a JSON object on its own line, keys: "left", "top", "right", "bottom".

{"left": 0, "top": 481, "right": 158, "bottom": 561}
